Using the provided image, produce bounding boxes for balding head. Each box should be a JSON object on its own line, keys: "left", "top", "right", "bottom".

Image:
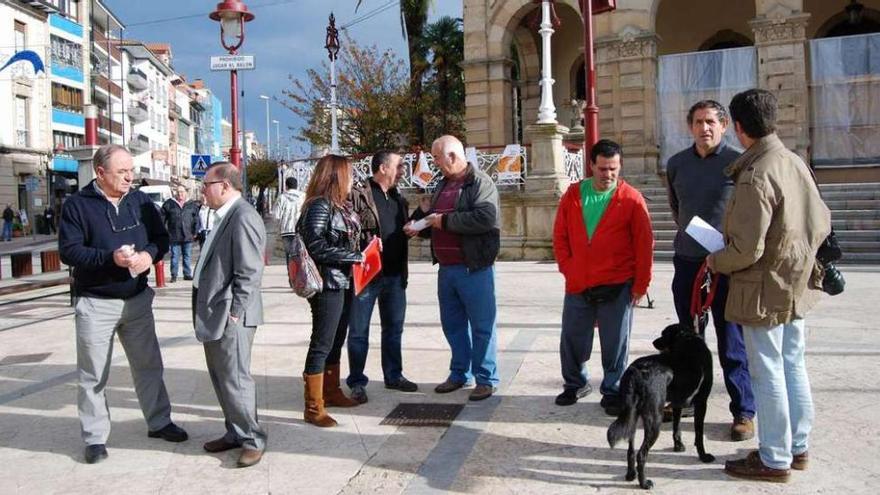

{"left": 431, "top": 135, "right": 468, "bottom": 179}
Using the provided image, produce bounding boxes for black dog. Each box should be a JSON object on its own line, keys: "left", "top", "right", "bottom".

{"left": 607, "top": 323, "right": 715, "bottom": 489}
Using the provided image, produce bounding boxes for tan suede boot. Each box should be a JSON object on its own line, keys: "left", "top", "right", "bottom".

{"left": 322, "top": 364, "right": 359, "bottom": 407}
{"left": 303, "top": 372, "right": 337, "bottom": 427}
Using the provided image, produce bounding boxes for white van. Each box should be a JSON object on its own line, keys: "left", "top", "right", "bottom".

{"left": 137, "top": 185, "right": 172, "bottom": 208}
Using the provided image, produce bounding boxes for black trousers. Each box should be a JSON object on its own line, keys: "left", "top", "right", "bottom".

{"left": 304, "top": 287, "right": 352, "bottom": 374}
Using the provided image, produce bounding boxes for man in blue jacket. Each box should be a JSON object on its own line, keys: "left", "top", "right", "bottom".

{"left": 59, "top": 144, "right": 188, "bottom": 464}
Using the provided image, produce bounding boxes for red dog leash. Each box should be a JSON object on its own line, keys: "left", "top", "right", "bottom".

{"left": 690, "top": 260, "right": 719, "bottom": 330}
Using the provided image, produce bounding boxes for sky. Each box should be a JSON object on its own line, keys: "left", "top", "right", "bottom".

{"left": 104, "top": 0, "right": 462, "bottom": 157}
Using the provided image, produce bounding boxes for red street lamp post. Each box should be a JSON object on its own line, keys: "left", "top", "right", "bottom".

{"left": 210, "top": 0, "right": 255, "bottom": 169}
{"left": 579, "top": 0, "right": 615, "bottom": 177}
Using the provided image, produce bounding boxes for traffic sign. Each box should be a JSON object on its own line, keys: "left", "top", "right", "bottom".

{"left": 210, "top": 55, "right": 255, "bottom": 71}
{"left": 191, "top": 154, "right": 211, "bottom": 178}
{"left": 25, "top": 175, "right": 40, "bottom": 192}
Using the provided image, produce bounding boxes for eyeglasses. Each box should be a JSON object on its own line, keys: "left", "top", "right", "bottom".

{"left": 202, "top": 180, "right": 226, "bottom": 189}
{"left": 106, "top": 204, "right": 141, "bottom": 233}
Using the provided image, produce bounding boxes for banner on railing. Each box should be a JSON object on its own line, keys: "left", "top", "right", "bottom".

{"left": 498, "top": 144, "right": 523, "bottom": 182}
{"left": 412, "top": 151, "right": 433, "bottom": 189}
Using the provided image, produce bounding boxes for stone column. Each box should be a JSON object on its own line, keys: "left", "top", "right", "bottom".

{"left": 70, "top": 145, "right": 101, "bottom": 188}
{"left": 501, "top": 122, "right": 571, "bottom": 260}
{"left": 594, "top": 31, "right": 660, "bottom": 175}
{"left": 750, "top": 13, "right": 811, "bottom": 159}
{"left": 525, "top": 123, "right": 570, "bottom": 195}
{"left": 464, "top": 58, "right": 514, "bottom": 146}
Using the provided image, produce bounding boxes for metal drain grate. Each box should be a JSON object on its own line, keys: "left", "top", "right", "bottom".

{"left": 0, "top": 353, "right": 52, "bottom": 366}
{"left": 380, "top": 402, "right": 465, "bottom": 427}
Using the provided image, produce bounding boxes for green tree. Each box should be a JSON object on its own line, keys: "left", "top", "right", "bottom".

{"left": 356, "top": 0, "right": 433, "bottom": 146}
{"left": 246, "top": 157, "right": 278, "bottom": 190}
{"left": 422, "top": 16, "right": 464, "bottom": 140}
{"left": 281, "top": 37, "right": 410, "bottom": 153}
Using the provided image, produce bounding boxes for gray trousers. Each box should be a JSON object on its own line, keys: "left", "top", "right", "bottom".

{"left": 75, "top": 287, "right": 172, "bottom": 445}
{"left": 203, "top": 320, "right": 266, "bottom": 451}
{"left": 560, "top": 282, "right": 634, "bottom": 397}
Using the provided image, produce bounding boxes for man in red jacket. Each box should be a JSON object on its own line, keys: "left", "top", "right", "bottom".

{"left": 552, "top": 139, "right": 654, "bottom": 415}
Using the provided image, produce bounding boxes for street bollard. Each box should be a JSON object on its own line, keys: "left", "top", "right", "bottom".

{"left": 155, "top": 260, "right": 166, "bottom": 288}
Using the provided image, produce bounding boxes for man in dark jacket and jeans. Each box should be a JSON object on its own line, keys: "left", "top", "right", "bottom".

{"left": 347, "top": 151, "right": 418, "bottom": 403}
{"left": 406, "top": 135, "right": 501, "bottom": 401}
{"left": 59, "top": 144, "right": 187, "bottom": 464}
{"left": 162, "top": 186, "right": 199, "bottom": 282}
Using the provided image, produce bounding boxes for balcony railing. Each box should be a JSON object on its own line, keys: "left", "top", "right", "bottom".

{"left": 129, "top": 133, "right": 150, "bottom": 153}
{"left": 127, "top": 67, "right": 148, "bottom": 91}
{"left": 93, "top": 74, "right": 123, "bottom": 99}
{"left": 128, "top": 100, "right": 148, "bottom": 122}
{"left": 286, "top": 148, "right": 529, "bottom": 193}
{"left": 170, "top": 102, "right": 182, "bottom": 118}
{"left": 98, "top": 115, "right": 123, "bottom": 136}
{"left": 92, "top": 29, "right": 122, "bottom": 61}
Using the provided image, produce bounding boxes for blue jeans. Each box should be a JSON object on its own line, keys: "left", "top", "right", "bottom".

{"left": 346, "top": 274, "right": 407, "bottom": 388}
{"left": 672, "top": 255, "right": 755, "bottom": 419}
{"left": 437, "top": 265, "right": 499, "bottom": 387}
{"left": 2, "top": 220, "right": 11, "bottom": 241}
{"left": 170, "top": 242, "right": 193, "bottom": 278}
{"left": 742, "top": 319, "right": 813, "bottom": 470}
{"left": 560, "top": 281, "right": 633, "bottom": 397}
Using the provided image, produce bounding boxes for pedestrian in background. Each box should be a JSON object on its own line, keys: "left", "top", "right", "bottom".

{"left": 274, "top": 176, "right": 305, "bottom": 264}
{"left": 2, "top": 203, "right": 14, "bottom": 241}
{"left": 162, "top": 186, "right": 200, "bottom": 282}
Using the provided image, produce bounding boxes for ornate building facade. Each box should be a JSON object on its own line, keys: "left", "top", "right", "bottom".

{"left": 464, "top": 0, "right": 880, "bottom": 183}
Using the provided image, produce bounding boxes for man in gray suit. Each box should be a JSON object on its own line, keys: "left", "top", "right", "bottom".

{"left": 192, "top": 162, "right": 267, "bottom": 468}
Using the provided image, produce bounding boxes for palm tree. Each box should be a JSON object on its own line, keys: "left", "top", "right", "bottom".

{"left": 356, "top": 0, "right": 433, "bottom": 146}
{"left": 423, "top": 16, "right": 463, "bottom": 133}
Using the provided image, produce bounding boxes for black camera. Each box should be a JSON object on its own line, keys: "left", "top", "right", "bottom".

{"left": 816, "top": 229, "right": 845, "bottom": 296}
{"left": 820, "top": 262, "right": 845, "bottom": 296}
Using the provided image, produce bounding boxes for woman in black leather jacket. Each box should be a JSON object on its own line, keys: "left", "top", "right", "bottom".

{"left": 298, "top": 154, "right": 364, "bottom": 427}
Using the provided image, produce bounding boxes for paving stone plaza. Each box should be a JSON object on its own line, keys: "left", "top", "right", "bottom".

{"left": 1, "top": 260, "right": 877, "bottom": 494}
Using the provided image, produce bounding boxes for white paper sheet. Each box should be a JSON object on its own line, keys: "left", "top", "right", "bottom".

{"left": 685, "top": 216, "right": 725, "bottom": 253}
{"left": 409, "top": 217, "right": 431, "bottom": 232}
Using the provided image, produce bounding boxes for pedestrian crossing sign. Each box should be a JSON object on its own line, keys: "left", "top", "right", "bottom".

{"left": 191, "top": 155, "right": 211, "bottom": 177}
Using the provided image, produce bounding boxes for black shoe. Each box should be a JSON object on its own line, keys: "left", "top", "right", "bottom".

{"left": 600, "top": 394, "right": 623, "bottom": 416}
{"left": 555, "top": 384, "right": 592, "bottom": 406}
{"left": 85, "top": 444, "right": 108, "bottom": 464}
{"left": 386, "top": 377, "right": 418, "bottom": 392}
{"left": 350, "top": 385, "right": 368, "bottom": 404}
{"left": 148, "top": 422, "right": 189, "bottom": 443}
{"left": 170, "top": 276, "right": 178, "bottom": 283}
{"left": 183, "top": 275, "right": 193, "bottom": 281}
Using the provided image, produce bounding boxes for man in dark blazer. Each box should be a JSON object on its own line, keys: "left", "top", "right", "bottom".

{"left": 192, "top": 162, "right": 266, "bottom": 468}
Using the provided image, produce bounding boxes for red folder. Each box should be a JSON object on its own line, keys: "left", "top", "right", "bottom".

{"left": 353, "top": 237, "right": 382, "bottom": 295}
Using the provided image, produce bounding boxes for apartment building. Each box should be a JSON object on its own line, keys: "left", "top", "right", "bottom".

{"left": 0, "top": 0, "right": 55, "bottom": 212}
{"left": 89, "top": 0, "right": 123, "bottom": 147}
{"left": 46, "top": 0, "right": 86, "bottom": 198}
{"left": 119, "top": 40, "right": 172, "bottom": 182}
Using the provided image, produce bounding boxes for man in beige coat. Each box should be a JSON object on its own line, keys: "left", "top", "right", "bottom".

{"left": 707, "top": 89, "right": 831, "bottom": 483}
